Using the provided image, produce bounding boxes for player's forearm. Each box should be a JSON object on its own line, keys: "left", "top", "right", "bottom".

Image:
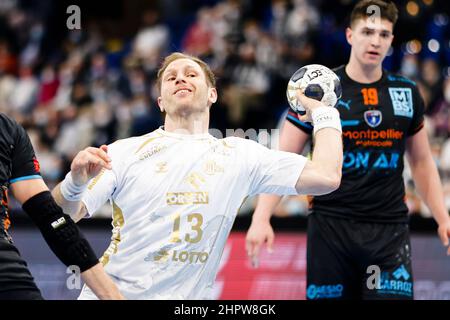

{"left": 51, "top": 183, "right": 85, "bottom": 222}
{"left": 252, "top": 194, "right": 283, "bottom": 223}
{"left": 81, "top": 263, "right": 124, "bottom": 300}
{"left": 410, "top": 159, "right": 450, "bottom": 226}
{"left": 311, "top": 127, "right": 343, "bottom": 187}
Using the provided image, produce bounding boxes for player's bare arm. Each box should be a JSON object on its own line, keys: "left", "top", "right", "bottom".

{"left": 294, "top": 91, "right": 343, "bottom": 195}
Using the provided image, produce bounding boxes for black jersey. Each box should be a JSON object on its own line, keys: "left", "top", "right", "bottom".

{"left": 0, "top": 114, "right": 41, "bottom": 237}
{"left": 286, "top": 66, "right": 425, "bottom": 223}
{"left": 0, "top": 113, "right": 42, "bottom": 292}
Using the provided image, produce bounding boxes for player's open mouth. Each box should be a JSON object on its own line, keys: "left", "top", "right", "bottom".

{"left": 174, "top": 88, "right": 192, "bottom": 95}
{"left": 367, "top": 51, "right": 380, "bottom": 57}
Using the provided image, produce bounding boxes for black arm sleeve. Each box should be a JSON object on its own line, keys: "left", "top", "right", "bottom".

{"left": 22, "top": 191, "right": 99, "bottom": 272}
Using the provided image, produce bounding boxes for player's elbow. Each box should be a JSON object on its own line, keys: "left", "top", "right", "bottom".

{"left": 316, "top": 173, "right": 341, "bottom": 195}
{"left": 327, "top": 172, "right": 341, "bottom": 193}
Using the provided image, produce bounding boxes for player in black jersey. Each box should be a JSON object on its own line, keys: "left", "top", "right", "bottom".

{"left": 0, "top": 114, "right": 123, "bottom": 299}
{"left": 246, "top": 0, "right": 450, "bottom": 299}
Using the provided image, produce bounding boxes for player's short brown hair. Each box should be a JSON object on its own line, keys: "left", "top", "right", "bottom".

{"left": 350, "top": 0, "right": 398, "bottom": 27}
{"left": 156, "top": 52, "right": 216, "bottom": 93}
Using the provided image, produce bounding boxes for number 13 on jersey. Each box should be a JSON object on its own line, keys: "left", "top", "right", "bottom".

{"left": 170, "top": 212, "right": 204, "bottom": 244}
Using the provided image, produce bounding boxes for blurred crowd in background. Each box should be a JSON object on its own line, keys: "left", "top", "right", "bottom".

{"left": 0, "top": 0, "right": 449, "bottom": 217}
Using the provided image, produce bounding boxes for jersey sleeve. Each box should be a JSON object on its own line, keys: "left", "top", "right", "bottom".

{"left": 407, "top": 85, "right": 425, "bottom": 136}
{"left": 81, "top": 144, "right": 120, "bottom": 218}
{"left": 10, "top": 119, "right": 42, "bottom": 183}
{"left": 285, "top": 107, "right": 313, "bottom": 135}
{"left": 243, "top": 139, "right": 307, "bottom": 196}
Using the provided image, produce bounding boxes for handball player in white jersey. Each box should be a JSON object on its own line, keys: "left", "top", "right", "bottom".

{"left": 51, "top": 52, "right": 343, "bottom": 300}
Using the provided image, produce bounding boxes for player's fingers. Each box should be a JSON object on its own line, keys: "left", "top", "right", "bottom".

{"left": 266, "top": 233, "right": 274, "bottom": 254}
{"left": 85, "top": 146, "right": 112, "bottom": 163}
{"left": 298, "top": 115, "right": 309, "bottom": 123}
{"left": 80, "top": 152, "right": 112, "bottom": 170}
{"left": 100, "top": 144, "right": 108, "bottom": 153}
{"left": 251, "top": 254, "right": 259, "bottom": 268}
{"left": 247, "top": 241, "right": 260, "bottom": 268}
{"left": 438, "top": 227, "right": 449, "bottom": 247}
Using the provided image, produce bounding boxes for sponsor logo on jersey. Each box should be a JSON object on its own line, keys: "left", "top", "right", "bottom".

{"left": 166, "top": 192, "right": 209, "bottom": 205}
{"left": 155, "top": 162, "right": 168, "bottom": 173}
{"left": 88, "top": 168, "right": 106, "bottom": 190}
{"left": 336, "top": 99, "right": 352, "bottom": 110}
{"left": 148, "top": 249, "right": 209, "bottom": 264}
{"left": 343, "top": 129, "right": 403, "bottom": 147}
{"left": 32, "top": 157, "right": 40, "bottom": 173}
{"left": 388, "top": 87, "right": 413, "bottom": 118}
{"left": 184, "top": 172, "right": 206, "bottom": 190}
{"left": 306, "top": 284, "right": 344, "bottom": 299}
{"left": 376, "top": 265, "right": 413, "bottom": 297}
{"left": 364, "top": 110, "right": 382, "bottom": 128}
{"left": 139, "top": 144, "right": 167, "bottom": 161}
{"left": 203, "top": 160, "right": 224, "bottom": 175}
{"left": 343, "top": 151, "right": 400, "bottom": 170}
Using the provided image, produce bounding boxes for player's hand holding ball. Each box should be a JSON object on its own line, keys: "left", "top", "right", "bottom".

{"left": 287, "top": 64, "right": 343, "bottom": 134}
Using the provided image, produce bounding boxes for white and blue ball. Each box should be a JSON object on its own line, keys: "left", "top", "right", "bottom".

{"left": 286, "top": 64, "right": 342, "bottom": 114}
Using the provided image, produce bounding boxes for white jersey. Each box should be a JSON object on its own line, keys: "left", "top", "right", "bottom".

{"left": 78, "top": 128, "right": 306, "bottom": 300}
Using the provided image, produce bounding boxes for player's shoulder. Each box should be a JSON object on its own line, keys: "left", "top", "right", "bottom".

{"left": 332, "top": 65, "right": 346, "bottom": 78}
{"left": 0, "top": 113, "right": 22, "bottom": 139}
{"left": 222, "top": 136, "right": 266, "bottom": 152}
{"left": 108, "top": 129, "right": 164, "bottom": 157}
{"left": 0, "top": 113, "right": 19, "bottom": 129}
{"left": 384, "top": 70, "right": 418, "bottom": 89}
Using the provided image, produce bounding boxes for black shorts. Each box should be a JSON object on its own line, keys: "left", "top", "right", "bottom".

{"left": 0, "top": 238, "right": 43, "bottom": 300}
{"left": 306, "top": 213, "right": 413, "bottom": 300}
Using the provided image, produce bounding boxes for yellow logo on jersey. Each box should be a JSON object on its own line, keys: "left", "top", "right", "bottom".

{"left": 155, "top": 162, "right": 168, "bottom": 173}
{"left": 88, "top": 168, "right": 106, "bottom": 190}
{"left": 184, "top": 172, "right": 206, "bottom": 190}
{"left": 203, "top": 160, "right": 224, "bottom": 175}
{"left": 139, "top": 144, "right": 167, "bottom": 161}
{"left": 153, "top": 250, "right": 170, "bottom": 262}
{"left": 166, "top": 192, "right": 209, "bottom": 205}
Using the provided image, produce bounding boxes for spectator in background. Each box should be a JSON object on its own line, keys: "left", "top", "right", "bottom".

{"left": 223, "top": 41, "right": 270, "bottom": 127}
{"left": 421, "top": 58, "right": 443, "bottom": 115}
{"left": 182, "top": 8, "right": 213, "bottom": 59}
{"left": 9, "top": 64, "right": 38, "bottom": 115}
{"left": 427, "top": 77, "right": 450, "bottom": 139}
{"left": 133, "top": 9, "right": 170, "bottom": 74}
{"left": 400, "top": 54, "right": 420, "bottom": 79}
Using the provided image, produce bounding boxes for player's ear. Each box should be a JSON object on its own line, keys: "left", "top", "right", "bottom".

{"left": 346, "top": 27, "right": 353, "bottom": 45}
{"left": 157, "top": 96, "right": 165, "bottom": 112}
{"left": 208, "top": 87, "right": 217, "bottom": 106}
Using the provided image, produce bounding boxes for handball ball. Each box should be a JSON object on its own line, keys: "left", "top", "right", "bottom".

{"left": 286, "top": 64, "right": 342, "bottom": 114}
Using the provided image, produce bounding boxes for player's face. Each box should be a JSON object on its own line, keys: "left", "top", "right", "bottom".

{"left": 157, "top": 58, "right": 217, "bottom": 115}
{"left": 346, "top": 18, "right": 394, "bottom": 68}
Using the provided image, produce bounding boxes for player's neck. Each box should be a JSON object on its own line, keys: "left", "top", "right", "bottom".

{"left": 345, "top": 59, "right": 383, "bottom": 84}
{"left": 164, "top": 111, "right": 210, "bottom": 135}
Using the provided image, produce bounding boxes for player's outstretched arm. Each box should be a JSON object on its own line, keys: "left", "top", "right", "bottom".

{"left": 294, "top": 91, "right": 343, "bottom": 195}
{"left": 52, "top": 145, "right": 112, "bottom": 222}
{"left": 11, "top": 178, "right": 124, "bottom": 299}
